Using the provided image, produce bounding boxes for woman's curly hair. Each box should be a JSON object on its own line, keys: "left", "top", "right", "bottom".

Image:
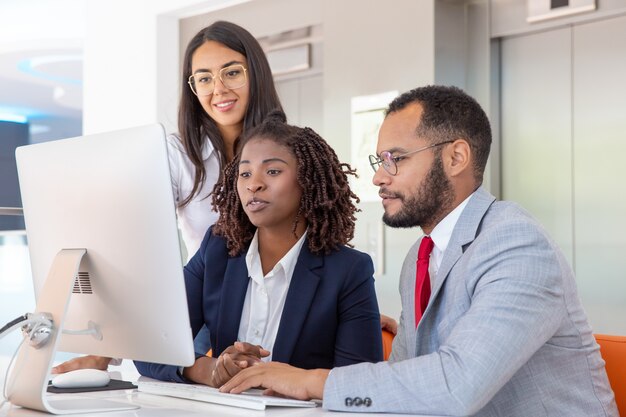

{"left": 211, "top": 110, "right": 360, "bottom": 256}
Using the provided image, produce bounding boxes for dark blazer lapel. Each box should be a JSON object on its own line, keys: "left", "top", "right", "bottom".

{"left": 216, "top": 254, "right": 249, "bottom": 354}
{"left": 272, "top": 243, "right": 322, "bottom": 363}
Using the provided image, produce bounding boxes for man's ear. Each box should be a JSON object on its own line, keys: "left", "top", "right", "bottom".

{"left": 444, "top": 139, "right": 471, "bottom": 177}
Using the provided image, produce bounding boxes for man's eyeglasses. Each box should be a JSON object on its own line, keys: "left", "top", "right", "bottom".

{"left": 368, "top": 141, "right": 453, "bottom": 175}
{"left": 187, "top": 64, "right": 248, "bottom": 96}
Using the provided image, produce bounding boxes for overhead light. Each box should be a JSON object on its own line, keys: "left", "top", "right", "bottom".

{"left": 0, "top": 113, "right": 27, "bottom": 124}
{"left": 17, "top": 54, "right": 82, "bottom": 85}
{"left": 0, "top": 106, "right": 44, "bottom": 123}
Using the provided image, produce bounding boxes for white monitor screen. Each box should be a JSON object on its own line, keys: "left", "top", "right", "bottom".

{"left": 15, "top": 124, "right": 194, "bottom": 366}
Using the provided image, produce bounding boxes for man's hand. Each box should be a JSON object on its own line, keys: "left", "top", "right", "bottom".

{"left": 220, "top": 362, "right": 329, "bottom": 401}
{"left": 51, "top": 355, "right": 112, "bottom": 374}
{"left": 380, "top": 314, "right": 398, "bottom": 335}
{"left": 210, "top": 342, "right": 269, "bottom": 387}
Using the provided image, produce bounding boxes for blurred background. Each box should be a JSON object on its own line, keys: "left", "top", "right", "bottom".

{"left": 1, "top": 0, "right": 625, "bottom": 363}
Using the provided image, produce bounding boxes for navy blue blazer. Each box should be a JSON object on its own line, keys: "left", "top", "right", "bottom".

{"left": 135, "top": 227, "right": 383, "bottom": 382}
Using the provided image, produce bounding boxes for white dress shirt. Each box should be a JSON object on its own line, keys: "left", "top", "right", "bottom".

{"left": 237, "top": 230, "right": 308, "bottom": 361}
{"left": 166, "top": 133, "right": 220, "bottom": 261}
{"left": 427, "top": 192, "right": 474, "bottom": 286}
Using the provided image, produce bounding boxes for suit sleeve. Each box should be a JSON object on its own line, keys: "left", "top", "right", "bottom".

{"left": 388, "top": 240, "right": 419, "bottom": 363}
{"left": 333, "top": 252, "right": 383, "bottom": 366}
{"left": 323, "top": 220, "right": 566, "bottom": 415}
{"left": 133, "top": 227, "right": 213, "bottom": 382}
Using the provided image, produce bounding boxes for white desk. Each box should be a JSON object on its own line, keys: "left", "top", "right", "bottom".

{"left": 0, "top": 383, "right": 448, "bottom": 417}
{"left": 0, "top": 387, "right": 444, "bottom": 417}
{"left": 0, "top": 364, "right": 444, "bottom": 417}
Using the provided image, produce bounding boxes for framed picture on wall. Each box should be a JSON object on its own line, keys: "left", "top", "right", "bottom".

{"left": 527, "top": 0, "right": 596, "bottom": 23}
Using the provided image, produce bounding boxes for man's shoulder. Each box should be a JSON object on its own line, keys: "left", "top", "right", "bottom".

{"left": 481, "top": 200, "right": 547, "bottom": 236}
{"left": 466, "top": 199, "right": 561, "bottom": 267}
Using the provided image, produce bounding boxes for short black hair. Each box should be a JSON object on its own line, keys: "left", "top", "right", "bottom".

{"left": 387, "top": 85, "right": 492, "bottom": 183}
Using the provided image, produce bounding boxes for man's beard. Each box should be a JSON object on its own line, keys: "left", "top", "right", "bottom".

{"left": 382, "top": 156, "right": 454, "bottom": 229}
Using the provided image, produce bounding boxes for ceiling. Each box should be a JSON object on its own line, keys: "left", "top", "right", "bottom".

{"left": 0, "top": 0, "right": 85, "bottom": 142}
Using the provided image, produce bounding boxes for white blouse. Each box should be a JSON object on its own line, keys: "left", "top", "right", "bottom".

{"left": 238, "top": 230, "right": 308, "bottom": 361}
{"left": 166, "top": 133, "right": 220, "bottom": 261}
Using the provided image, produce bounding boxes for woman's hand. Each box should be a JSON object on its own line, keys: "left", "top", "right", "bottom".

{"left": 210, "top": 342, "right": 270, "bottom": 387}
{"left": 183, "top": 342, "right": 270, "bottom": 388}
{"left": 380, "top": 314, "right": 398, "bottom": 335}
{"left": 51, "top": 356, "right": 112, "bottom": 374}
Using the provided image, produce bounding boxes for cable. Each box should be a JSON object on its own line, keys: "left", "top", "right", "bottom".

{"left": 0, "top": 315, "right": 28, "bottom": 335}
{"left": 0, "top": 314, "right": 52, "bottom": 345}
{"left": 2, "top": 336, "right": 26, "bottom": 410}
{"left": 62, "top": 321, "right": 102, "bottom": 340}
{"left": 0, "top": 312, "right": 52, "bottom": 410}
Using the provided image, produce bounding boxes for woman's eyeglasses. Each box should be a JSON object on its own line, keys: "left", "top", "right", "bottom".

{"left": 187, "top": 64, "right": 248, "bottom": 96}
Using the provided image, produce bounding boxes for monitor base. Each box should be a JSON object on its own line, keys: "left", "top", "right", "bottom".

{"left": 45, "top": 398, "right": 138, "bottom": 415}
{"left": 2, "top": 249, "right": 127, "bottom": 414}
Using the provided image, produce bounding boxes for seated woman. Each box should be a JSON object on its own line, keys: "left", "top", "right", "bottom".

{"left": 134, "top": 111, "right": 383, "bottom": 387}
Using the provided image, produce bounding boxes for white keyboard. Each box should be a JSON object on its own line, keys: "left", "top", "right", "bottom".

{"left": 137, "top": 380, "right": 317, "bottom": 411}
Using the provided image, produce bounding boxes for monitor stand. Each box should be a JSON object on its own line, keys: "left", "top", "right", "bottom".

{"left": 5, "top": 249, "right": 138, "bottom": 414}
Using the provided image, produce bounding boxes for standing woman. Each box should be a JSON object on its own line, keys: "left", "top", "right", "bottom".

{"left": 171, "top": 20, "right": 283, "bottom": 259}
{"left": 52, "top": 20, "right": 284, "bottom": 373}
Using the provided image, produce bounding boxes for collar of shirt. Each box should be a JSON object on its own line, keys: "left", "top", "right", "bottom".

{"left": 428, "top": 191, "right": 475, "bottom": 273}
{"left": 245, "top": 229, "right": 308, "bottom": 284}
{"left": 201, "top": 136, "right": 216, "bottom": 161}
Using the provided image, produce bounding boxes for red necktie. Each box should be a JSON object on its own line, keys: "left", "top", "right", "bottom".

{"left": 415, "top": 236, "right": 434, "bottom": 326}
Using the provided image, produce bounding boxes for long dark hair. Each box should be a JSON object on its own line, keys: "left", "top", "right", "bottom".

{"left": 212, "top": 111, "right": 361, "bottom": 256}
{"left": 178, "top": 20, "right": 283, "bottom": 207}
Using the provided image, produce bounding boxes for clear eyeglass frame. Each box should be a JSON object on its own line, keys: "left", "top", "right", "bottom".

{"left": 368, "top": 141, "right": 453, "bottom": 175}
{"left": 187, "top": 64, "right": 248, "bottom": 96}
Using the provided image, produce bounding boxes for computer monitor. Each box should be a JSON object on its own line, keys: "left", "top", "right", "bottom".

{"left": 6, "top": 124, "right": 195, "bottom": 414}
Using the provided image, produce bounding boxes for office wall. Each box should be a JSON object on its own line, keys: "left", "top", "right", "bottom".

{"left": 322, "top": 0, "right": 435, "bottom": 318}
{"left": 491, "top": 0, "right": 626, "bottom": 37}
{"left": 82, "top": 0, "right": 250, "bottom": 135}
{"left": 434, "top": 0, "right": 498, "bottom": 194}
{"left": 496, "top": 4, "right": 626, "bottom": 334}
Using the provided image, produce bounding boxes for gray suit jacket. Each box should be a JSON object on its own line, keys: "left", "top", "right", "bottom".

{"left": 324, "top": 188, "right": 618, "bottom": 416}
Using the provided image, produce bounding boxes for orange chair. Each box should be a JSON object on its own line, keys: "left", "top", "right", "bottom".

{"left": 382, "top": 329, "right": 395, "bottom": 361}
{"left": 378, "top": 331, "right": 622, "bottom": 410}
{"left": 595, "top": 334, "right": 626, "bottom": 415}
